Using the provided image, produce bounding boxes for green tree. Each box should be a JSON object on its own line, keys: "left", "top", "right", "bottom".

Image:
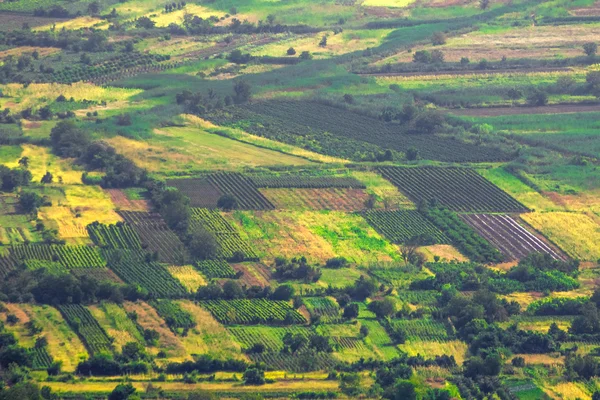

{"left": 243, "top": 366, "right": 265, "bottom": 385}
{"left": 19, "top": 191, "right": 44, "bottom": 214}
{"left": 188, "top": 227, "right": 218, "bottom": 260}
{"left": 233, "top": 80, "right": 252, "bottom": 104}
{"left": 287, "top": 47, "right": 296, "bottom": 55}
{"left": 584, "top": 42, "right": 598, "bottom": 57}
{"left": 108, "top": 383, "right": 136, "bottom": 400}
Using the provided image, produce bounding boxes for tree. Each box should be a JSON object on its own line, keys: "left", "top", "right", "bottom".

{"left": 188, "top": 227, "right": 218, "bottom": 260}
{"left": 243, "top": 366, "right": 265, "bottom": 385}
{"left": 319, "top": 36, "right": 327, "bottom": 47}
{"left": 41, "top": 171, "right": 53, "bottom": 184}
{"left": 584, "top": 42, "right": 598, "bottom": 57}
{"left": 386, "top": 380, "right": 417, "bottom": 400}
{"left": 272, "top": 284, "right": 294, "bottom": 301}
{"left": 217, "top": 194, "right": 238, "bottom": 210}
{"left": 413, "top": 50, "right": 431, "bottom": 63}
{"left": 19, "top": 191, "right": 44, "bottom": 214}
{"left": 287, "top": 47, "right": 296, "bottom": 56}
{"left": 432, "top": 31, "right": 446, "bottom": 45}
{"left": 526, "top": 88, "right": 548, "bottom": 106}
{"left": 135, "top": 16, "right": 156, "bottom": 29}
{"left": 299, "top": 51, "right": 312, "bottom": 60}
{"left": 283, "top": 332, "right": 307, "bottom": 353}
{"left": 223, "top": 281, "right": 244, "bottom": 300}
{"left": 431, "top": 49, "right": 444, "bottom": 63}
{"left": 368, "top": 297, "right": 396, "bottom": 318}
{"left": 233, "top": 80, "right": 252, "bottom": 104}
{"left": 352, "top": 276, "right": 378, "bottom": 300}
{"left": 50, "top": 121, "right": 90, "bottom": 158}
{"left": 479, "top": 0, "right": 490, "bottom": 9}
{"left": 87, "top": 1, "right": 100, "bottom": 15}
{"left": 339, "top": 373, "right": 361, "bottom": 397}
{"left": 108, "top": 383, "right": 136, "bottom": 400}
{"left": 197, "top": 283, "right": 224, "bottom": 300}
{"left": 18, "top": 157, "right": 29, "bottom": 168}
{"left": 405, "top": 147, "right": 419, "bottom": 161}
{"left": 343, "top": 303, "right": 359, "bottom": 319}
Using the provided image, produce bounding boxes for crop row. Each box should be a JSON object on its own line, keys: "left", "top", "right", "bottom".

{"left": 150, "top": 300, "right": 196, "bottom": 332}
{"left": 207, "top": 101, "right": 508, "bottom": 162}
{"left": 228, "top": 326, "right": 312, "bottom": 352}
{"left": 104, "top": 250, "right": 187, "bottom": 298}
{"left": 11, "top": 245, "right": 106, "bottom": 268}
{"left": 377, "top": 167, "right": 528, "bottom": 213}
{"left": 200, "top": 299, "right": 306, "bottom": 325}
{"left": 29, "top": 346, "right": 53, "bottom": 370}
{"left": 57, "top": 304, "right": 113, "bottom": 355}
{"left": 248, "top": 349, "right": 337, "bottom": 372}
{"left": 303, "top": 298, "right": 340, "bottom": 323}
{"left": 250, "top": 175, "right": 366, "bottom": 189}
{"left": 459, "top": 214, "right": 567, "bottom": 261}
{"left": 207, "top": 173, "right": 275, "bottom": 211}
{"left": 363, "top": 210, "right": 448, "bottom": 244}
{"left": 118, "top": 211, "right": 190, "bottom": 265}
{"left": 167, "top": 178, "right": 222, "bottom": 208}
{"left": 195, "top": 260, "right": 237, "bottom": 279}
{"left": 190, "top": 209, "right": 258, "bottom": 261}
{"left": 48, "top": 53, "right": 170, "bottom": 84}
{"left": 388, "top": 319, "right": 450, "bottom": 342}
{"left": 423, "top": 208, "right": 504, "bottom": 264}
{"left": 87, "top": 222, "right": 142, "bottom": 250}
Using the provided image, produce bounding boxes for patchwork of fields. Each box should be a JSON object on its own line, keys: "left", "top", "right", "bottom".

{"left": 0, "top": 0, "right": 599, "bottom": 398}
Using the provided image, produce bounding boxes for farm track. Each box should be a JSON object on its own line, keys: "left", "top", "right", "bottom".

{"left": 450, "top": 103, "right": 600, "bottom": 117}
{"left": 460, "top": 214, "right": 568, "bottom": 261}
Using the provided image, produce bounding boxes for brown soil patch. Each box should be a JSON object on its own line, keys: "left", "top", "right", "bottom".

{"left": 232, "top": 263, "right": 272, "bottom": 288}
{"left": 22, "top": 120, "right": 41, "bottom": 129}
{"left": 3, "top": 303, "right": 30, "bottom": 324}
{"left": 261, "top": 188, "right": 370, "bottom": 211}
{"left": 106, "top": 189, "right": 150, "bottom": 212}
{"left": 451, "top": 103, "right": 600, "bottom": 117}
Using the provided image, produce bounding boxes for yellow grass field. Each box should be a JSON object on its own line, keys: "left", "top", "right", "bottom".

{"left": 167, "top": 266, "right": 206, "bottom": 293}
{"left": 45, "top": 379, "right": 339, "bottom": 394}
{"left": 352, "top": 170, "right": 414, "bottom": 209}
{"left": 0, "top": 83, "right": 141, "bottom": 113}
{"left": 248, "top": 30, "right": 392, "bottom": 59}
{"left": 35, "top": 16, "right": 108, "bottom": 31}
{"left": 543, "top": 381, "right": 592, "bottom": 400}
{"left": 419, "top": 244, "right": 468, "bottom": 263}
{"left": 177, "top": 301, "right": 247, "bottom": 361}
{"left": 400, "top": 340, "right": 468, "bottom": 365}
{"left": 88, "top": 303, "right": 144, "bottom": 352}
{"left": 0, "top": 46, "right": 61, "bottom": 59}
{"left": 148, "top": 4, "right": 224, "bottom": 27}
{"left": 123, "top": 301, "right": 186, "bottom": 361}
{"left": 4, "top": 145, "right": 82, "bottom": 184}
{"left": 521, "top": 212, "right": 600, "bottom": 260}
{"left": 24, "top": 304, "right": 87, "bottom": 372}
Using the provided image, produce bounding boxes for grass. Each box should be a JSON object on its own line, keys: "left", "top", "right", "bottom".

{"left": 87, "top": 302, "right": 144, "bottom": 352}
{"left": 167, "top": 266, "right": 207, "bottom": 293}
{"left": 24, "top": 304, "right": 88, "bottom": 372}
{"left": 122, "top": 301, "right": 186, "bottom": 361}
{"left": 521, "top": 211, "right": 600, "bottom": 260}
{"left": 0, "top": 214, "right": 42, "bottom": 245}
{"left": 0, "top": 82, "right": 141, "bottom": 113}
{"left": 185, "top": 115, "right": 346, "bottom": 164}
{"left": 35, "top": 16, "right": 108, "bottom": 31}
{"left": 105, "top": 125, "right": 313, "bottom": 177}
{"left": 352, "top": 170, "right": 414, "bottom": 209}
{"left": 358, "top": 319, "right": 399, "bottom": 360}
{"left": 467, "top": 112, "right": 600, "bottom": 159}
{"left": 478, "top": 167, "right": 563, "bottom": 212}
{"left": 399, "top": 340, "right": 468, "bottom": 365}
{"left": 177, "top": 300, "right": 247, "bottom": 361}
{"left": 4, "top": 145, "right": 83, "bottom": 185}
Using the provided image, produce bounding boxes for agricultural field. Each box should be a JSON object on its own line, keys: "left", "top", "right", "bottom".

{"left": 0, "top": 0, "right": 599, "bottom": 398}
{"left": 378, "top": 166, "right": 529, "bottom": 213}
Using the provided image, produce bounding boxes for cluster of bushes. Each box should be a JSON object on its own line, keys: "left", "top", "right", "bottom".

{"left": 50, "top": 121, "right": 147, "bottom": 188}
{"left": 0, "top": 269, "right": 145, "bottom": 305}
{"left": 76, "top": 342, "right": 151, "bottom": 376}
{"left": 412, "top": 254, "right": 578, "bottom": 294}
{"left": 273, "top": 257, "right": 322, "bottom": 283}
{"left": 175, "top": 81, "right": 252, "bottom": 115}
